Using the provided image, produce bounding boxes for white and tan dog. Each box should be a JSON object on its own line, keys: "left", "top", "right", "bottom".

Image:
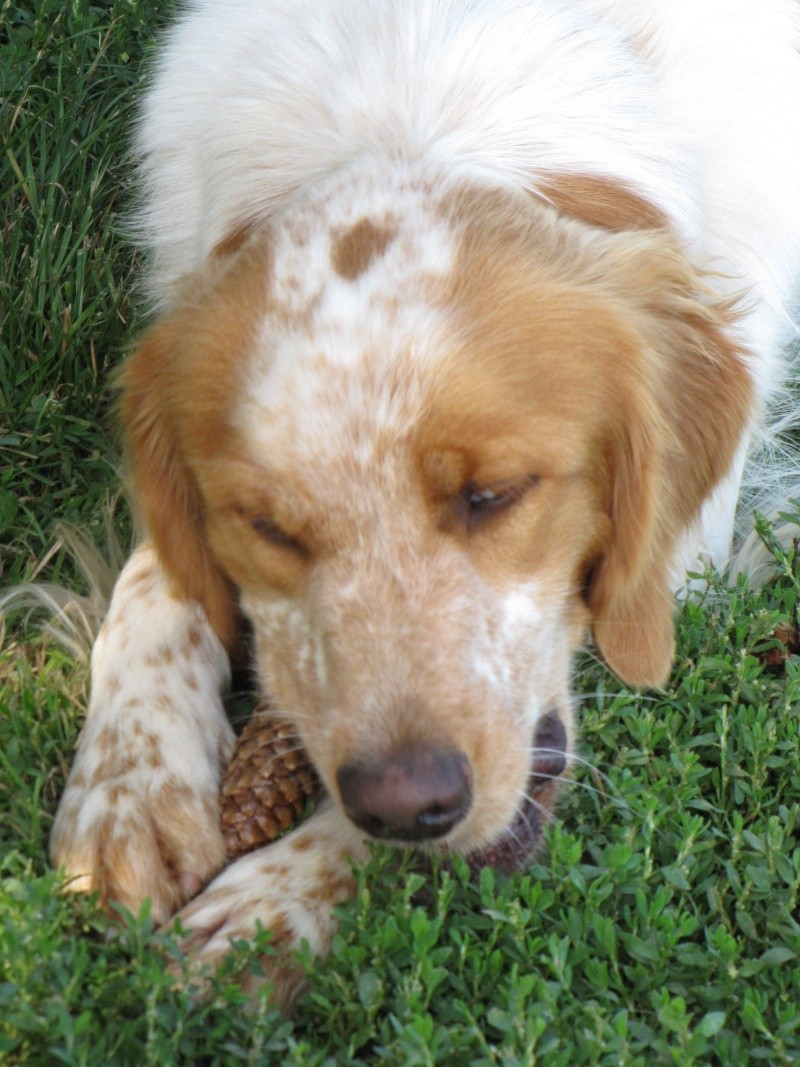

{"left": 51, "top": 0, "right": 800, "bottom": 1003}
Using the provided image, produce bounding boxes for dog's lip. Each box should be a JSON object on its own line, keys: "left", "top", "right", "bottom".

{"left": 463, "top": 707, "right": 568, "bottom": 875}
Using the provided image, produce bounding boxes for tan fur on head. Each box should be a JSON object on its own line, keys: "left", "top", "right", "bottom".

{"left": 443, "top": 180, "right": 753, "bottom": 686}
{"left": 119, "top": 233, "right": 274, "bottom": 650}
{"left": 586, "top": 252, "right": 752, "bottom": 686}
{"left": 118, "top": 176, "right": 753, "bottom": 856}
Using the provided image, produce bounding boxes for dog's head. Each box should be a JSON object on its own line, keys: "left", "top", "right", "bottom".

{"left": 121, "top": 173, "right": 751, "bottom": 859}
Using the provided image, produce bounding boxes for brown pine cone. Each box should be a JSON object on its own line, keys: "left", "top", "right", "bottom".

{"left": 221, "top": 708, "right": 320, "bottom": 860}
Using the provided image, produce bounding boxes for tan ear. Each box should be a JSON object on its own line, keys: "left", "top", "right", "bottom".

{"left": 586, "top": 406, "right": 681, "bottom": 687}
{"left": 582, "top": 229, "right": 753, "bottom": 688}
{"left": 583, "top": 396, "right": 674, "bottom": 687}
{"left": 119, "top": 318, "right": 240, "bottom": 649}
{"left": 118, "top": 231, "right": 272, "bottom": 651}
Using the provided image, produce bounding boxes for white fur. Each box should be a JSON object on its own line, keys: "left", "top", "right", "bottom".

{"left": 51, "top": 0, "right": 800, "bottom": 1003}
{"left": 135, "top": 0, "right": 800, "bottom": 562}
{"left": 136, "top": 1, "right": 800, "bottom": 342}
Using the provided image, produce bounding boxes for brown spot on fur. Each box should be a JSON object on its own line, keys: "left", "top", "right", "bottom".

{"left": 183, "top": 671, "right": 200, "bottom": 692}
{"left": 104, "top": 673, "right": 122, "bottom": 696}
{"left": 146, "top": 651, "right": 173, "bottom": 672}
{"left": 290, "top": 835, "right": 313, "bottom": 853}
{"left": 331, "top": 218, "right": 395, "bottom": 280}
{"left": 144, "top": 733, "right": 163, "bottom": 769}
{"left": 265, "top": 912, "right": 293, "bottom": 947}
{"left": 308, "top": 872, "right": 356, "bottom": 905}
{"left": 107, "top": 781, "right": 133, "bottom": 805}
{"left": 212, "top": 220, "right": 257, "bottom": 259}
{"left": 535, "top": 173, "right": 669, "bottom": 232}
{"left": 96, "top": 725, "right": 121, "bottom": 754}
{"left": 90, "top": 753, "right": 136, "bottom": 787}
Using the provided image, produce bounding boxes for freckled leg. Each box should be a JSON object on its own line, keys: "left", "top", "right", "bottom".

{"left": 171, "top": 800, "right": 368, "bottom": 1009}
{"left": 51, "top": 542, "right": 234, "bottom": 923}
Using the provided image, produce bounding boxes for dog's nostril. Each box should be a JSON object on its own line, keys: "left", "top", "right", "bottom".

{"left": 531, "top": 708, "right": 568, "bottom": 781}
{"left": 336, "top": 745, "right": 472, "bottom": 842}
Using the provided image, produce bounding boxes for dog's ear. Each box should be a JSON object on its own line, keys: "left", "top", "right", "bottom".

{"left": 119, "top": 315, "right": 241, "bottom": 649}
{"left": 119, "top": 234, "right": 272, "bottom": 650}
{"left": 449, "top": 177, "right": 753, "bottom": 688}
{"left": 583, "top": 230, "right": 753, "bottom": 688}
{"left": 586, "top": 397, "right": 675, "bottom": 688}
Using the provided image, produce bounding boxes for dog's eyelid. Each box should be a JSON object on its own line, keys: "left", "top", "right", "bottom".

{"left": 250, "top": 515, "right": 309, "bottom": 558}
{"left": 460, "top": 474, "right": 540, "bottom": 527}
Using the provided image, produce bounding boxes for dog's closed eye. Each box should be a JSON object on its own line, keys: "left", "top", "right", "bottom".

{"left": 251, "top": 517, "right": 309, "bottom": 558}
{"left": 458, "top": 476, "right": 540, "bottom": 531}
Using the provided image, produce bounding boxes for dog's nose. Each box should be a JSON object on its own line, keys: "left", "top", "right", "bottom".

{"left": 336, "top": 745, "right": 472, "bottom": 842}
{"left": 531, "top": 708, "right": 568, "bottom": 781}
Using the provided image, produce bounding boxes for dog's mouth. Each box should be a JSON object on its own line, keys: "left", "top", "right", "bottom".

{"left": 323, "top": 704, "right": 569, "bottom": 875}
{"left": 463, "top": 707, "right": 568, "bottom": 876}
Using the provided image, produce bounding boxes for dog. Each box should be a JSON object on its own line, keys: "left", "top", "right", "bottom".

{"left": 50, "top": 0, "right": 800, "bottom": 1006}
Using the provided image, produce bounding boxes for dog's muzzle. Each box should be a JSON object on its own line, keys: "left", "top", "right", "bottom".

{"left": 466, "top": 707, "right": 568, "bottom": 874}
{"left": 335, "top": 707, "right": 568, "bottom": 868}
{"left": 336, "top": 744, "right": 472, "bottom": 842}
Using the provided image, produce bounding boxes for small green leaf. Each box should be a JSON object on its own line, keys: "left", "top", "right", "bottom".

{"left": 697, "top": 1012, "right": 726, "bottom": 1038}
{"left": 758, "top": 946, "right": 796, "bottom": 967}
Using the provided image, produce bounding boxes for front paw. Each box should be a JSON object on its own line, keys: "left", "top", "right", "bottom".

{"left": 169, "top": 803, "right": 365, "bottom": 1007}
{"left": 51, "top": 768, "right": 228, "bottom": 925}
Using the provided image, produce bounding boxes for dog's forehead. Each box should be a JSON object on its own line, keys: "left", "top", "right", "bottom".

{"left": 235, "top": 174, "right": 458, "bottom": 477}
{"left": 269, "top": 170, "right": 455, "bottom": 323}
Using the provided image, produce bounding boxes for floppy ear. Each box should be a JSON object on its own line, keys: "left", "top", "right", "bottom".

{"left": 582, "top": 230, "right": 753, "bottom": 687}
{"left": 450, "top": 174, "right": 753, "bottom": 688}
{"left": 586, "top": 398, "right": 675, "bottom": 688}
{"left": 118, "top": 231, "right": 272, "bottom": 650}
{"left": 119, "top": 317, "right": 240, "bottom": 649}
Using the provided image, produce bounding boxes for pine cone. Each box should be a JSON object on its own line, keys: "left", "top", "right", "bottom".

{"left": 221, "top": 708, "right": 320, "bottom": 860}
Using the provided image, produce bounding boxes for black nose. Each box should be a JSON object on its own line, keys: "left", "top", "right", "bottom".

{"left": 336, "top": 745, "right": 472, "bottom": 842}
{"left": 531, "top": 709, "right": 568, "bottom": 782}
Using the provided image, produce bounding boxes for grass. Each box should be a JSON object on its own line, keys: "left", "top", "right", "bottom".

{"left": 2, "top": 2, "right": 800, "bottom": 1064}
{"left": 0, "top": 0, "right": 165, "bottom": 584}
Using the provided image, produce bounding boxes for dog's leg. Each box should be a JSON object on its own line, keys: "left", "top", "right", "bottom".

{"left": 172, "top": 800, "right": 368, "bottom": 1008}
{"left": 51, "top": 542, "right": 234, "bottom": 923}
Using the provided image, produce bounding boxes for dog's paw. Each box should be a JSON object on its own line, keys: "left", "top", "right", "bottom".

{"left": 169, "top": 802, "right": 366, "bottom": 1008}
{"left": 50, "top": 541, "right": 235, "bottom": 922}
{"left": 51, "top": 762, "right": 228, "bottom": 924}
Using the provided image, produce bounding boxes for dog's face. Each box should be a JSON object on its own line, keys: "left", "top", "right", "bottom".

{"left": 122, "top": 176, "right": 750, "bottom": 857}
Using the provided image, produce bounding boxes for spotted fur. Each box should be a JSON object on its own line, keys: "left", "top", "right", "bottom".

{"left": 51, "top": 0, "right": 800, "bottom": 1008}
